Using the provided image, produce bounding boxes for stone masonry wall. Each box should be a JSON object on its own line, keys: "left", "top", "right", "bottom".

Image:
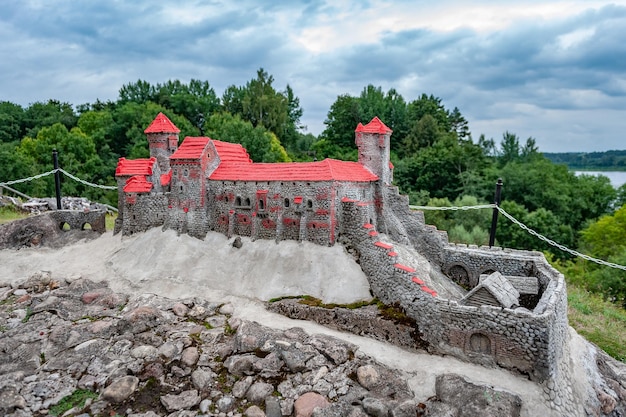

{"left": 122, "top": 193, "right": 168, "bottom": 236}
{"left": 205, "top": 180, "right": 375, "bottom": 246}
{"left": 339, "top": 197, "right": 568, "bottom": 384}
{"left": 48, "top": 210, "right": 106, "bottom": 233}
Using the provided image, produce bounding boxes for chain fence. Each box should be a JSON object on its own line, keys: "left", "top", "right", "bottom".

{"left": 0, "top": 169, "right": 116, "bottom": 190}
{"left": 2, "top": 170, "right": 625, "bottom": 270}
{"left": 410, "top": 204, "right": 626, "bottom": 271}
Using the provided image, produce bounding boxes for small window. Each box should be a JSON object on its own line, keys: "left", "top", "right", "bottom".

{"left": 284, "top": 198, "right": 290, "bottom": 208}
{"left": 235, "top": 196, "right": 242, "bottom": 206}
{"left": 258, "top": 199, "right": 265, "bottom": 210}
{"left": 183, "top": 168, "right": 189, "bottom": 176}
{"left": 179, "top": 185, "right": 183, "bottom": 192}
{"left": 307, "top": 200, "right": 313, "bottom": 209}
{"left": 244, "top": 197, "right": 250, "bottom": 207}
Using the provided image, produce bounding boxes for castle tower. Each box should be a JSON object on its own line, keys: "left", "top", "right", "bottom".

{"left": 144, "top": 112, "right": 180, "bottom": 173}
{"left": 355, "top": 117, "right": 393, "bottom": 185}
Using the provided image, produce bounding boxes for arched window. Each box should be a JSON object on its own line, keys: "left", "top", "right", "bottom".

{"left": 244, "top": 198, "right": 251, "bottom": 207}
{"left": 284, "top": 198, "right": 290, "bottom": 208}
{"left": 258, "top": 199, "right": 265, "bottom": 210}
{"left": 235, "top": 196, "right": 242, "bottom": 206}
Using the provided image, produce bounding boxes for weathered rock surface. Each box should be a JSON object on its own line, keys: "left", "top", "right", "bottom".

{"left": 0, "top": 276, "right": 420, "bottom": 416}
{"left": 1, "top": 272, "right": 624, "bottom": 417}
{"left": 0, "top": 212, "right": 100, "bottom": 249}
{"left": 426, "top": 373, "right": 522, "bottom": 417}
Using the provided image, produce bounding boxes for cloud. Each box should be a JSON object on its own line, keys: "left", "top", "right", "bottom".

{"left": 2, "top": 1, "right": 626, "bottom": 151}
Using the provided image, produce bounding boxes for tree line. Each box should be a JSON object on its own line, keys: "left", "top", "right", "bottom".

{"left": 1, "top": 70, "right": 624, "bottom": 306}
{"left": 544, "top": 150, "right": 626, "bottom": 170}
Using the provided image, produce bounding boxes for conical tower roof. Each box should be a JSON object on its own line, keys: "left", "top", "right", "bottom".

{"left": 144, "top": 112, "right": 180, "bottom": 134}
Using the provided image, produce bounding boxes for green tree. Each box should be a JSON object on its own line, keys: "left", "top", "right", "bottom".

{"left": 318, "top": 94, "right": 361, "bottom": 151}
{"left": 23, "top": 100, "right": 77, "bottom": 138}
{"left": 204, "top": 112, "right": 290, "bottom": 163}
{"left": 0, "top": 101, "right": 25, "bottom": 143}
{"left": 17, "top": 123, "right": 107, "bottom": 200}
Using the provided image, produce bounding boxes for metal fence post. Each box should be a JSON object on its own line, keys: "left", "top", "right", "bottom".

{"left": 488, "top": 178, "right": 503, "bottom": 247}
{"left": 53, "top": 149, "right": 62, "bottom": 210}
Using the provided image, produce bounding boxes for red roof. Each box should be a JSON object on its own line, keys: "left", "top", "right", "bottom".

{"left": 209, "top": 158, "right": 378, "bottom": 182}
{"left": 115, "top": 157, "right": 156, "bottom": 176}
{"left": 123, "top": 175, "right": 153, "bottom": 193}
{"left": 144, "top": 112, "right": 180, "bottom": 134}
{"left": 355, "top": 117, "right": 392, "bottom": 134}
{"left": 161, "top": 170, "right": 172, "bottom": 187}
{"left": 170, "top": 137, "right": 210, "bottom": 160}
{"left": 213, "top": 140, "right": 252, "bottom": 163}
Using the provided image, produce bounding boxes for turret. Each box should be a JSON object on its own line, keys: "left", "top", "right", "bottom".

{"left": 355, "top": 117, "right": 393, "bottom": 185}
{"left": 144, "top": 112, "right": 180, "bottom": 173}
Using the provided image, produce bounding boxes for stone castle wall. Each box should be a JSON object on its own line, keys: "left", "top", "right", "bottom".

{"left": 339, "top": 196, "right": 570, "bottom": 384}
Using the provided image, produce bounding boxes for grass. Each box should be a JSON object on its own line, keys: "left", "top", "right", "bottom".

{"left": 0, "top": 205, "right": 28, "bottom": 224}
{"left": 0, "top": 204, "right": 118, "bottom": 231}
{"left": 48, "top": 389, "right": 98, "bottom": 416}
{"left": 566, "top": 284, "right": 626, "bottom": 362}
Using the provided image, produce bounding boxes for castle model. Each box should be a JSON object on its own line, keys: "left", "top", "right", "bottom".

{"left": 114, "top": 113, "right": 575, "bottom": 411}
{"left": 115, "top": 112, "right": 392, "bottom": 245}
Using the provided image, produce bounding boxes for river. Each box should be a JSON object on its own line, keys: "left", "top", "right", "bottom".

{"left": 574, "top": 171, "right": 626, "bottom": 188}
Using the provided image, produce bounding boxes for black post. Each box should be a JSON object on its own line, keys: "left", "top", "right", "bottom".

{"left": 53, "top": 149, "right": 62, "bottom": 210}
{"left": 488, "top": 178, "right": 503, "bottom": 247}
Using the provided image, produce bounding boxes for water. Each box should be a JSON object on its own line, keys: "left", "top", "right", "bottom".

{"left": 575, "top": 171, "right": 626, "bottom": 189}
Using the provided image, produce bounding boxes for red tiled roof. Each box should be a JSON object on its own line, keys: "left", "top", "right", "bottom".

{"left": 161, "top": 170, "right": 172, "bottom": 187}
{"left": 123, "top": 175, "right": 153, "bottom": 193}
{"left": 144, "top": 112, "right": 180, "bottom": 134}
{"left": 170, "top": 137, "right": 210, "bottom": 160}
{"left": 355, "top": 116, "right": 392, "bottom": 134}
{"left": 213, "top": 140, "right": 252, "bottom": 163}
{"left": 209, "top": 158, "right": 378, "bottom": 182}
{"left": 115, "top": 157, "right": 156, "bottom": 176}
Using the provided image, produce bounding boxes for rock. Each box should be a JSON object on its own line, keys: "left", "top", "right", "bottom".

{"left": 172, "top": 302, "right": 189, "bottom": 317}
{"left": 219, "top": 303, "right": 235, "bottom": 316}
{"left": 265, "top": 395, "right": 282, "bottom": 417}
{"left": 356, "top": 365, "right": 379, "bottom": 389}
{"left": 391, "top": 400, "right": 418, "bottom": 417}
{"left": 199, "top": 398, "right": 212, "bottom": 413}
{"left": 294, "top": 392, "right": 330, "bottom": 417}
{"left": 308, "top": 335, "right": 356, "bottom": 365}
{"left": 160, "top": 389, "right": 201, "bottom": 412}
{"left": 101, "top": 376, "right": 139, "bottom": 403}
{"left": 191, "top": 368, "right": 213, "bottom": 390}
{"left": 224, "top": 354, "right": 259, "bottom": 376}
{"left": 0, "top": 386, "right": 26, "bottom": 414}
{"left": 233, "top": 376, "right": 254, "bottom": 398}
{"left": 432, "top": 374, "right": 522, "bottom": 417}
{"left": 216, "top": 394, "right": 237, "bottom": 412}
{"left": 181, "top": 346, "right": 199, "bottom": 367}
{"left": 361, "top": 397, "right": 389, "bottom": 417}
{"left": 597, "top": 389, "right": 617, "bottom": 414}
{"left": 246, "top": 381, "right": 274, "bottom": 404}
{"left": 245, "top": 405, "right": 266, "bottom": 417}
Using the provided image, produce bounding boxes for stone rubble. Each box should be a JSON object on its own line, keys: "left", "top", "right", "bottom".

{"left": 2, "top": 272, "right": 624, "bottom": 416}
{"left": 0, "top": 273, "right": 424, "bottom": 417}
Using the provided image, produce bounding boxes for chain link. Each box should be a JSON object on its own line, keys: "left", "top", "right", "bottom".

{"left": 3, "top": 170, "right": 626, "bottom": 271}
{"left": 1, "top": 169, "right": 117, "bottom": 190}
{"left": 496, "top": 206, "right": 626, "bottom": 271}
{"left": 0, "top": 170, "right": 57, "bottom": 186}
{"left": 410, "top": 203, "right": 626, "bottom": 271}
{"left": 410, "top": 204, "right": 496, "bottom": 211}
{"left": 57, "top": 169, "right": 117, "bottom": 190}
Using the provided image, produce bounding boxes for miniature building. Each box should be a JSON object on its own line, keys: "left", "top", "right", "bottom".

{"left": 460, "top": 271, "right": 520, "bottom": 308}
{"left": 114, "top": 113, "right": 572, "bottom": 397}
{"left": 115, "top": 112, "right": 388, "bottom": 244}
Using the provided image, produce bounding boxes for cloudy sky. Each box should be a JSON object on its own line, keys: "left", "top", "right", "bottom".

{"left": 2, "top": 1, "right": 626, "bottom": 152}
